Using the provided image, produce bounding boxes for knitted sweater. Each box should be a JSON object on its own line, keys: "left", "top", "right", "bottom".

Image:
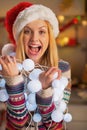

{"left": 5, "top": 60, "right": 71, "bottom": 130}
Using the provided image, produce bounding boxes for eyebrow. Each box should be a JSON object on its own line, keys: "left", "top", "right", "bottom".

{"left": 39, "top": 26, "right": 48, "bottom": 29}
{"left": 24, "top": 25, "right": 48, "bottom": 30}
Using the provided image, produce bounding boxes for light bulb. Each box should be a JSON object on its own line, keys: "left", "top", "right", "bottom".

{"left": 60, "top": 76, "right": 68, "bottom": 87}
{"left": 27, "top": 80, "right": 42, "bottom": 93}
{"left": 51, "top": 109, "right": 64, "bottom": 122}
{"left": 9, "top": 52, "right": 16, "bottom": 56}
{"left": 0, "top": 89, "right": 9, "bottom": 102}
{"left": 22, "top": 59, "right": 35, "bottom": 71}
{"left": 17, "top": 63, "right": 23, "bottom": 71}
{"left": 53, "top": 72, "right": 58, "bottom": 80}
{"left": 24, "top": 92, "right": 28, "bottom": 100}
{"left": 52, "top": 79, "right": 61, "bottom": 88}
{"left": 58, "top": 100, "right": 67, "bottom": 112}
{"left": 53, "top": 88, "right": 63, "bottom": 102}
{"left": 0, "top": 64, "right": 2, "bottom": 70}
{"left": 33, "top": 113, "right": 42, "bottom": 122}
{"left": 28, "top": 93, "right": 36, "bottom": 104}
{"left": 0, "top": 78, "right": 6, "bottom": 88}
{"left": 64, "top": 113, "right": 72, "bottom": 122}
{"left": 29, "top": 69, "right": 43, "bottom": 80}
{"left": 26, "top": 101, "right": 37, "bottom": 111}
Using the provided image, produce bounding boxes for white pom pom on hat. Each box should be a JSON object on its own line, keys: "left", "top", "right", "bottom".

{"left": 13, "top": 4, "right": 59, "bottom": 42}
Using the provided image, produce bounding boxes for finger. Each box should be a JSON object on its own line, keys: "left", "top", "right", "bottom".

{"left": 12, "top": 56, "right": 17, "bottom": 64}
{"left": 0, "top": 70, "right": 2, "bottom": 76}
{"left": 45, "top": 67, "right": 58, "bottom": 82}
{"left": 0, "top": 57, "right": 6, "bottom": 67}
{"left": 6, "top": 55, "right": 13, "bottom": 63}
{"left": 45, "top": 67, "right": 57, "bottom": 76}
{"left": 0, "top": 57, "right": 11, "bottom": 69}
{"left": 0, "top": 56, "right": 10, "bottom": 65}
{"left": 57, "top": 69, "right": 62, "bottom": 79}
{"left": 0, "top": 57, "right": 10, "bottom": 73}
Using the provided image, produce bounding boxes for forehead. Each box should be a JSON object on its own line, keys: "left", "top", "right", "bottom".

{"left": 25, "top": 19, "right": 48, "bottom": 29}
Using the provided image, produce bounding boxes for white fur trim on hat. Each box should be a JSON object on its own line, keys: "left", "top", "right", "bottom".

{"left": 13, "top": 4, "right": 59, "bottom": 42}
{"left": 1, "top": 43, "right": 16, "bottom": 56}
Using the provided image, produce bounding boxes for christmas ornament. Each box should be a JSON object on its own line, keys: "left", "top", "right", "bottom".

{"left": 0, "top": 89, "right": 9, "bottom": 102}
{"left": 64, "top": 113, "right": 72, "bottom": 122}
{"left": 33, "top": 113, "right": 42, "bottom": 122}
{"left": 22, "top": 59, "right": 35, "bottom": 71}
{"left": 0, "top": 78, "right": 6, "bottom": 88}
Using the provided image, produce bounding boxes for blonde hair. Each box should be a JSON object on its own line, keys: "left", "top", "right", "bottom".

{"left": 16, "top": 32, "right": 25, "bottom": 61}
{"left": 16, "top": 22, "right": 59, "bottom": 67}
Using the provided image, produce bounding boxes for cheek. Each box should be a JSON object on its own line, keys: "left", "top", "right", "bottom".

{"left": 23, "top": 34, "right": 31, "bottom": 43}
{"left": 44, "top": 43, "right": 49, "bottom": 50}
{"left": 23, "top": 42, "right": 28, "bottom": 55}
{"left": 43, "top": 37, "right": 49, "bottom": 49}
{"left": 24, "top": 44, "right": 28, "bottom": 54}
{"left": 23, "top": 37, "right": 28, "bottom": 44}
{"left": 23, "top": 37, "right": 29, "bottom": 50}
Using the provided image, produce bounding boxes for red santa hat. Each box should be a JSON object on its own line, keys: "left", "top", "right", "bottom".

{"left": 5, "top": 2, "right": 32, "bottom": 45}
{"left": 5, "top": 2, "right": 59, "bottom": 45}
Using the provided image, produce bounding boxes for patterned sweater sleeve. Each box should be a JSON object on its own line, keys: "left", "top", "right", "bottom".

{"left": 36, "top": 60, "right": 71, "bottom": 130}
{"left": 36, "top": 88, "right": 63, "bottom": 129}
{"left": 5, "top": 74, "right": 29, "bottom": 130}
{"left": 59, "top": 60, "right": 72, "bottom": 104}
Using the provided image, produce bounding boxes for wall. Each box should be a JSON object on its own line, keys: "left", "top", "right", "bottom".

{"left": 58, "top": 25, "right": 87, "bottom": 81}
{"left": 0, "top": 0, "right": 85, "bottom": 17}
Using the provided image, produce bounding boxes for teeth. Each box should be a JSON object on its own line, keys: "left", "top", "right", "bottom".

{"left": 30, "top": 46, "right": 39, "bottom": 52}
{"left": 32, "top": 47, "right": 38, "bottom": 52}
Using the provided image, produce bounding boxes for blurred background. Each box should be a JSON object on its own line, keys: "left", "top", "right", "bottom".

{"left": 0, "top": 0, "right": 87, "bottom": 130}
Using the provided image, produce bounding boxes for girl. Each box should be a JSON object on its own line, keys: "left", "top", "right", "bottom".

{"left": 0, "top": 2, "right": 71, "bottom": 130}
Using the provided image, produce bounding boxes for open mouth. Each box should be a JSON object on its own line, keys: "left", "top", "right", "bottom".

{"left": 29, "top": 45, "right": 42, "bottom": 54}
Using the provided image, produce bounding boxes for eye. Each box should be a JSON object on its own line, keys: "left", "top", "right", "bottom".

{"left": 39, "top": 30, "right": 46, "bottom": 35}
{"left": 24, "top": 28, "right": 32, "bottom": 35}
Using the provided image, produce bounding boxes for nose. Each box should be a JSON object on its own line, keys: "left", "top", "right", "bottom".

{"left": 30, "top": 32, "right": 39, "bottom": 42}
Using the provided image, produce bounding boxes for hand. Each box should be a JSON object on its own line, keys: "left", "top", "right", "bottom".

{"left": 39, "top": 67, "right": 61, "bottom": 89}
{"left": 0, "top": 56, "right": 19, "bottom": 77}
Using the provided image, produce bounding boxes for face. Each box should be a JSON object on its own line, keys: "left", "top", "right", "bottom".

{"left": 23, "top": 19, "right": 49, "bottom": 63}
